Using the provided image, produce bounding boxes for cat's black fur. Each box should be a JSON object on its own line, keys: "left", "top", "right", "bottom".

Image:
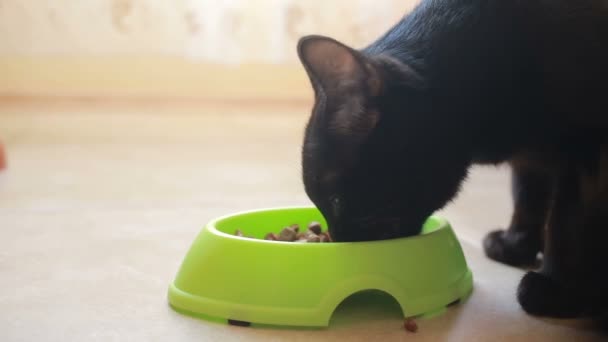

{"left": 298, "top": 0, "right": 608, "bottom": 324}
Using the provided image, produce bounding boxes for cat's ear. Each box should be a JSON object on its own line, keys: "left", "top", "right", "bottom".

{"left": 298, "top": 35, "right": 368, "bottom": 93}
{"left": 297, "top": 35, "right": 381, "bottom": 142}
{"left": 298, "top": 35, "right": 379, "bottom": 92}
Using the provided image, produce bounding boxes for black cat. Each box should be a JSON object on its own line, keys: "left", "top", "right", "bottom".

{"left": 298, "top": 0, "right": 608, "bottom": 323}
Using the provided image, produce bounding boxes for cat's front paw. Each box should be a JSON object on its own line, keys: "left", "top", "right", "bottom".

{"left": 517, "top": 271, "right": 583, "bottom": 318}
{"left": 483, "top": 229, "right": 539, "bottom": 267}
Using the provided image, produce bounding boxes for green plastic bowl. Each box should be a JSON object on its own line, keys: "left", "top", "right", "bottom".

{"left": 168, "top": 207, "right": 473, "bottom": 327}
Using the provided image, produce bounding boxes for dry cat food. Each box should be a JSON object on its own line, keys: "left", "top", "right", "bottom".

{"left": 234, "top": 222, "right": 332, "bottom": 243}
{"left": 404, "top": 318, "right": 418, "bottom": 333}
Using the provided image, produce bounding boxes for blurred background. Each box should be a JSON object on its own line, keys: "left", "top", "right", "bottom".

{"left": 0, "top": 0, "right": 423, "bottom": 224}
{"left": 0, "top": 0, "right": 417, "bottom": 101}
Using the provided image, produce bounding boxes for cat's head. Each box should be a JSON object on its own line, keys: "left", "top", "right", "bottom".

{"left": 298, "top": 35, "right": 469, "bottom": 242}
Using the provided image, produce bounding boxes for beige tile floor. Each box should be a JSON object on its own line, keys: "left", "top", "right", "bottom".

{"left": 0, "top": 100, "right": 604, "bottom": 341}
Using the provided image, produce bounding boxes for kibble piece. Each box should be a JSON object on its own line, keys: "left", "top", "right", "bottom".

{"left": 289, "top": 224, "right": 300, "bottom": 233}
{"left": 404, "top": 318, "right": 418, "bottom": 333}
{"left": 306, "top": 235, "right": 321, "bottom": 243}
{"left": 304, "top": 229, "right": 318, "bottom": 237}
{"left": 319, "top": 232, "right": 333, "bottom": 242}
{"left": 278, "top": 227, "right": 298, "bottom": 241}
{"left": 235, "top": 229, "right": 244, "bottom": 237}
{"left": 319, "top": 234, "right": 330, "bottom": 243}
{"left": 308, "top": 222, "right": 322, "bottom": 235}
{"left": 303, "top": 230, "right": 319, "bottom": 242}
{"left": 296, "top": 232, "right": 305, "bottom": 240}
{"left": 264, "top": 233, "right": 278, "bottom": 241}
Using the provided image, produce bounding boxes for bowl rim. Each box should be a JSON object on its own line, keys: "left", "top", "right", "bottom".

{"left": 205, "top": 206, "right": 450, "bottom": 245}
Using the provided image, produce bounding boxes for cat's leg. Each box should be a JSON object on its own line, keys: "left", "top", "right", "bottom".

{"left": 516, "top": 163, "right": 592, "bottom": 317}
{"left": 483, "top": 159, "right": 552, "bottom": 266}
{"left": 578, "top": 198, "right": 608, "bottom": 319}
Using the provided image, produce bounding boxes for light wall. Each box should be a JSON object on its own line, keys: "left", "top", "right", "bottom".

{"left": 0, "top": 0, "right": 419, "bottom": 101}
